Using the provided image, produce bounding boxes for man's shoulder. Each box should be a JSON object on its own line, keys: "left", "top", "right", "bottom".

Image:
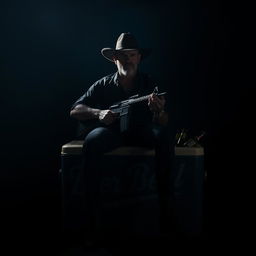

{"left": 137, "top": 71, "right": 156, "bottom": 91}
{"left": 94, "top": 73, "right": 117, "bottom": 86}
{"left": 138, "top": 71, "right": 155, "bottom": 83}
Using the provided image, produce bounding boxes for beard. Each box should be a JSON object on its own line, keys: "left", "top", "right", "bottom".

{"left": 120, "top": 64, "right": 137, "bottom": 77}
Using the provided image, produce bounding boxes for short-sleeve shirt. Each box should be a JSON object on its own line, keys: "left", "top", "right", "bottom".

{"left": 71, "top": 71, "right": 162, "bottom": 132}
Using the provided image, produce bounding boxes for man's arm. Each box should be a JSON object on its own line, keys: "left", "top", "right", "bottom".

{"left": 70, "top": 104, "right": 118, "bottom": 125}
{"left": 148, "top": 94, "right": 169, "bottom": 126}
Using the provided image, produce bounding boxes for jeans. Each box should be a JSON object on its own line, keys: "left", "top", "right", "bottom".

{"left": 82, "top": 123, "right": 175, "bottom": 237}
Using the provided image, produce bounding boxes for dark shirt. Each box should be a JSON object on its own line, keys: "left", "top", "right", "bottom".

{"left": 72, "top": 71, "right": 162, "bottom": 134}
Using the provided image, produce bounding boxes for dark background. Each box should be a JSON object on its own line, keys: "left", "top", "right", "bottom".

{"left": 0, "top": 0, "right": 250, "bottom": 251}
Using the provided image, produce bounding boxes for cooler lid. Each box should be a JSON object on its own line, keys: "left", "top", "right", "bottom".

{"left": 61, "top": 140, "right": 84, "bottom": 155}
{"left": 175, "top": 146, "right": 204, "bottom": 156}
{"left": 61, "top": 140, "right": 155, "bottom": 156}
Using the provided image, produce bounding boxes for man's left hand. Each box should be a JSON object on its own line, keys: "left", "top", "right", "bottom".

{"left": 148, "top": 94, "right": 165, "bottom": 113}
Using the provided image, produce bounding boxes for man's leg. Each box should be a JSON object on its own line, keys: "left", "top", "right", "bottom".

{"left": 122, "top": 124, "right": 175, "bottom": 235}
{"left": 152, "top": 125, "right": 175, "bottom": 235}
{"left": 82, "top": 127, "right": 121, "bottom": 240}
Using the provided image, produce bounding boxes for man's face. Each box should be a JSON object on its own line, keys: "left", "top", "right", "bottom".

{"left": 113, "top": 50, "right": 141, "bottom": 77}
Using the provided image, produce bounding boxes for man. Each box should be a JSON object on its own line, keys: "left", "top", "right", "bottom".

{"left": 70, "top": 32, "right": 174, "bottom": 240}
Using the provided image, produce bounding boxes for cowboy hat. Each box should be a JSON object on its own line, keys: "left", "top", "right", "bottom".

{"left": 101, "top": 32, "right": 151, "bottom": 62}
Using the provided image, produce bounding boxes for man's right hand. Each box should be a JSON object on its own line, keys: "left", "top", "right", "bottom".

{"left": 98, "top": 110, "right": 119, "bottom": 125}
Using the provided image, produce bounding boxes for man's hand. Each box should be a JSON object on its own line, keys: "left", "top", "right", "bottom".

{"left": 98, "top": 110, "right": 119, "bottom": 125}
{"left": 148, "top": 94, "right": 165, "bottom": 113}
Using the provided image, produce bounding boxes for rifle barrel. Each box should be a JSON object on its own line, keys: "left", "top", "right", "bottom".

{"left": 157, "top": 92, "right": 167, "bottom": 96}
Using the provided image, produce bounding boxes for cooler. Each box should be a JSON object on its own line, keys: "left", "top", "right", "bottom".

{"left": 60, "top": 141, "right": 160, "bottom": 239}
{"left": 173, "top": 146, "right": 205, "bottom": 236}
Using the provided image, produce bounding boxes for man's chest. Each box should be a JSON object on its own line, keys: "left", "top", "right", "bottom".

{"left": 100, "top": 84, "right": 141, "bottom": 108}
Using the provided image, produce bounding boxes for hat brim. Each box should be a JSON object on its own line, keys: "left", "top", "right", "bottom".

{"left": 101, "top": 48, "right": 151, "bottom": 62}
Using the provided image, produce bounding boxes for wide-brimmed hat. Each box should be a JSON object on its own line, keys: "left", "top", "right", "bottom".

{"left": 101, "top": 32, "right": 151, "bottom": 62}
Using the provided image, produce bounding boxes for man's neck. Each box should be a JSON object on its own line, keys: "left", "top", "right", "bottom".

{"left": 118, "top": 72, "right": 137, "bottom": 91}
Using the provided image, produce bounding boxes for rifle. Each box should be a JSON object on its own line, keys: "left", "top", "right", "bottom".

{"left": 109, "top": 87, "right": 166, "bottom": 132}
{"left": 79, "top": 86, "right": 166, "bottom": 136}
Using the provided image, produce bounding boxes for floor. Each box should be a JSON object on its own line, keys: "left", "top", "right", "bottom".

{"left": 60, "top": 234, "right": 208, "bottom": 256}
{"left": 58, "top": 218, "right": 209, "bottom": 256}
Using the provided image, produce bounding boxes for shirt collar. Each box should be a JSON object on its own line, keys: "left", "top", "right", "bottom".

{"left": 113, "top": 72, "right": 119, "bottom": 86}
{"left": 113, "top": 71, "right": 141, "bottom": 86}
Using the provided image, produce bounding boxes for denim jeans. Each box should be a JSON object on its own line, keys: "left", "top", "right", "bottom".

{"left": 81, "top": 123, "right": 175, "bottom": 237}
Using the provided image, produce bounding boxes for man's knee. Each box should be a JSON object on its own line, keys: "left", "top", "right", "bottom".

{"left": 151, "top": 125, "right": 170, "bottom": 143}
{"left": 83, "top": 127, "right": 120, "bottom": 155}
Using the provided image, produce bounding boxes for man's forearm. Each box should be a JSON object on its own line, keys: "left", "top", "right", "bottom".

{"left": 70, "top": 104, "right": 100, "bottom": 121}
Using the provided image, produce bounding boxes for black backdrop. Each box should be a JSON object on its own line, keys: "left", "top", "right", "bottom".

{"left": 0, "top": 0, "right": 250, "bottom": 251}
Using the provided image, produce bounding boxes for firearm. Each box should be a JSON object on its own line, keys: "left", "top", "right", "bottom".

{"left": 109, "top": 86, "right": 166, "bottom": 132}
